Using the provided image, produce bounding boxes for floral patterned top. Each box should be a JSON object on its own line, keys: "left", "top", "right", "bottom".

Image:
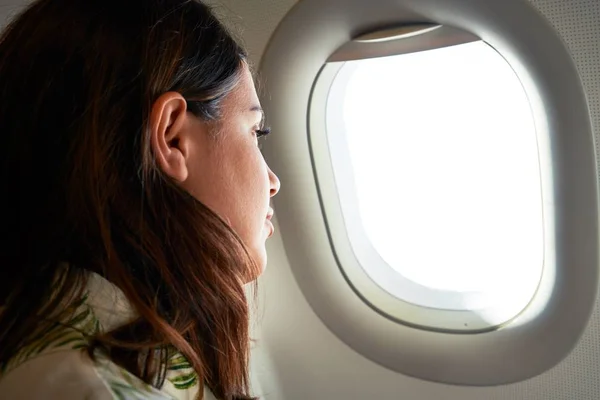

{"left": 0, "top": 272, "right": 217, "bottom": 400}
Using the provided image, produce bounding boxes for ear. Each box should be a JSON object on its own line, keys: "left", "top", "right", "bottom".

{"left": 149, "top": 92, "right": 192, "bottom": 182}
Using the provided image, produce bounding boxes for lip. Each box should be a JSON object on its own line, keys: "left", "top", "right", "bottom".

{"left": 266, "top": 208, "right": 274, "bottom": 221}
{"left": 266, "top": 219, "right": 274, "bottom": 238}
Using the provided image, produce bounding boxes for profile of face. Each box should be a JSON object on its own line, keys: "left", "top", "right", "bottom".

{"left": 150, "top": 64, "right": 280, "bottom": 275}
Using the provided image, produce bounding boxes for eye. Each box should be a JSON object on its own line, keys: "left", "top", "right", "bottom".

{"left": 254, "top": 127, "right": 271, "bottom": 150}
{"left": 255, "top": 127, "right": 271, "bottom": 138}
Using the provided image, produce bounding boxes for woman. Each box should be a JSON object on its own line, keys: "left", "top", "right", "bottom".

{"left": 0, "top": 0, "right": 280, "bottom": 399}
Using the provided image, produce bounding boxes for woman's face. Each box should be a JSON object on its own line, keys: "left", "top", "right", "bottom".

{"left": 190, "top": 66, "right": 281, "bottom": 274}
{"left": 151, "top": 64, "right": 280, "bottom": 276}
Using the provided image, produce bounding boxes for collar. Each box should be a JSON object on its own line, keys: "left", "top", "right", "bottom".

{"left": 82, "top": 272, "right": 212, "bottom": 400}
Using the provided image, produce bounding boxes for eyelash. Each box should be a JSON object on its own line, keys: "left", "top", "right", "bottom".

{"left": 255, "top": 127, "right": 271, "bottom": 138}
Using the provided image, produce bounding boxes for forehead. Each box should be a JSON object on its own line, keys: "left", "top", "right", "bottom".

{"left": 227, "top": 65, "right": 260, "bottom": 109}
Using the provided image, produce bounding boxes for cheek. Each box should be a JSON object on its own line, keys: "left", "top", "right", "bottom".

{"left": 182, "top": 150, "right": 232, "bottom": 222}
{"left": 229, "top": 154, "right": 270, "bottom": 239}
{"left": 211, "top": 147, "right": 266, "bottom": 230}
{"left": 183, "top": 137, "right": 268, "bottom": 243}
{"left": 236, "top": 152, "right": 269, "bottom": 219}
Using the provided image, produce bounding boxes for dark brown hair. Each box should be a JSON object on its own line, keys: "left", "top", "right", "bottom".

{"left": 0, "top": 0, "right": 258, "bottom": 398}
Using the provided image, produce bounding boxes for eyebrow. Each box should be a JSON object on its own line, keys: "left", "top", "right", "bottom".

{"left": 250, "top": 105, "right": 264, "bottom": 115}
{"left": 250, "top": 105, "right": 265, "bottom": 127}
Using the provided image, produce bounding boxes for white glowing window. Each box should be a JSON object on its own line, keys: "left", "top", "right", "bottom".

{"left": 326, "top": 41, "right": 543, "bottom": 318}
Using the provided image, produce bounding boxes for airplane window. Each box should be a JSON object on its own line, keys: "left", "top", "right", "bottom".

{"left": 325, "top": 41, "right": 543, "bottom": 321}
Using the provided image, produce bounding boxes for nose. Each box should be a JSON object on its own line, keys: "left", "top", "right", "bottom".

{"left": 269, "top": 167, "right": 280, "bottom": 197}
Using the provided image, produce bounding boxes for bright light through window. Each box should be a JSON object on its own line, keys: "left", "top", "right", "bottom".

{"left": 330, "top": 41, "right": 543, "bottom": 306}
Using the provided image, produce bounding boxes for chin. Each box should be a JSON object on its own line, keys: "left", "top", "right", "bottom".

{"left": 253, "top": 255, "right": 267, "bottom": 280}
{"left": 244, "top": 245, "right": 267, "bottom": 283}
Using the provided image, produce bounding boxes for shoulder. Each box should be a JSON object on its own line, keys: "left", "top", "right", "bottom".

{"left": 0, "top": 276, "right": 217, "bottom": 400}
{"left": 0, "top": 348, "right": 173, "bottom": 400}
{"left": 0, "top": 292, "right": 170, "bottom": 399}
